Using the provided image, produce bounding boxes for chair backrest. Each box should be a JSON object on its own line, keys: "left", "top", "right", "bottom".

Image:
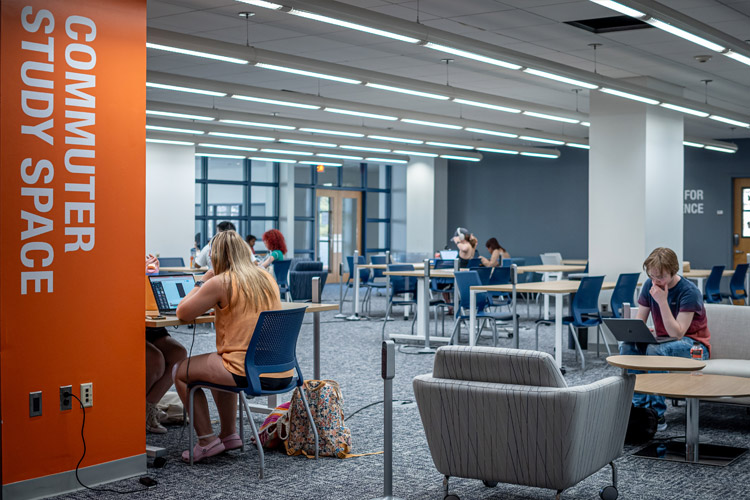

{"left": 244, "top": 307, "right": 306, "bottom": 395}
{"left": 466, "top": 258, "right": 481, "bottom": 268}
{"left": 469, "top": 267, "right": 491, "bottom": 285}
{"left": 345, "top": 255, "right": 368, "bottom": 282}
{"left": 159, "top": 257, "right": 184, "bottom": 267}
{"left": 540, "top": 252, "right": 562, "bottom": 265}
{"left": 610, "top": 273, "right": 640, "bottom": 318}
{"left": 730, "top": 263, "right": 749, "bottom": 296}
{"left": 489, "top": 266, "right": 511, "bottom": 286}
{"left": 370, "top": 255, "right": 387, "bottom": 278}
{"left": 705, "top": 265, "right": 725, "bottom": 302}
{"left": 433, "top": 258, "right": 455, "bottom": 269}
{"left": 272, "top": 259, "right": 292, "bottom": 287}
{"left": 387, "top": 264, "right": 416, "bottom": 295}
{"left": 571, "top": 276, "right": 604, "bottom": 323}
{"left": 289, "top": 262, "right": 327, "bottom": 301}
{"left": 453, "top": 270, "right": 490, "bottom": 312}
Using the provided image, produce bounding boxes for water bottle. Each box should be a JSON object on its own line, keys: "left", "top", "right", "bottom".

{"left": 190, "top": 247, "right": 196, "bottom": 268}
{"left": 690, "top": 342, "right": 704, "bottom": 376}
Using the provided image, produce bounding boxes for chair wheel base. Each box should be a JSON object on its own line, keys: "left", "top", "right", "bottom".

{"left": 600, "top": 485, "right": 618, "bottom": 500}
{"left": 444, "top": 495, "right": 460, "bottom": 500}
{"left": 482, "top": 480, "right": 497, "bottom": 487}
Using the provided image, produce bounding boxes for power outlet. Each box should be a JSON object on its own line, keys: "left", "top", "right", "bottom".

{"left": 29, "top": 391, "right": 42, "bottom": 417}
{"left": 80, "top": 383, "right": 93, "bottom": 408}
{"left": 60, "top": 385, "right": 72, "bottom": 411}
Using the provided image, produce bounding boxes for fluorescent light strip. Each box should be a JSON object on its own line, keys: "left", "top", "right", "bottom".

{"left": 220, "top": 119, "right": 296, "bottom": 130}
{"left": 299, "top": 128, "right": 364, "bottom": 137}
{"left": 725, "top": 51, "right": 750, "bottom": 67}
{"left": 683, "top": 141, "right": 704, "bottom": 148}
{"left": 208, "top": 132, "right": 275, "bottom": 141}
{"left": 261, "top": 148, "right": 314, "bottom": 156}
{"left": 426, "top": 141, "right": 473, "bottom": 150}
{"left": 199, "top": 143, "right": 258, "bottom": 151}
{"left": 520, "top": 152, "right": 558, "bottom": 158}
{"left": 146, "top": 125, "right": 204, "bottom": 134}
{"left": 195, "top": 153, "right": 246, "bottom": 159}
{"left": 600, "top": 88, "right": 660, "bottom": 105}
{"left": 146, "top": 42, "right": 249, "bottom": 65}
{"left": 299, "top": 161, "right": 342, "bottom": 166}
{"left": 423, "top": 42, "right": 522, "bottom": 70}
{"left": 453, "top": 98, "right": 521, "bottom": 114}
{"left": 146, "top": 109, "right": 214, "bottom": 121}
{"left": 704, "top": 145, "right": 736, "bottom": 153}
{"left": 255, "top": 63, "right": 362, "bottom": 84}
{"left": 324, "top": 107, "right": 398, "bottom": 121}
{"left": 365, "top": 83, "right": 449, "bottom": 100}
{"left": 523, "top": 111, "right": 580, "bottom": 124}
{"left": 340, "top": 145, "right": 392, "bottom": 153}
{"left": 580, "top": 121, "right": 591, "bottom": 127}
{"left": 248, "top": 157, "right": 298, "bottom": 164}
{"left": 440, "top": 154, "right": 480, "bottom": 162}
{"left": 236, "top": 0, "right": 283, "bottom": 10}
{"left": 146, "top": 82, "right": 226, "bottom": 97}
{"left": 660, "top": 103, "right": 709, "bottom": 117}
{"left": 368, "top": 135, "right": 423, "bottom": 145}
{"left": 317, "top": 153, "right": 363, "bottom": 160}
{"left": 647, "top": 19, "right": 725, "bottom": 52}
{"left": 393, "top": 150, "right": 438, "bottom": 157}
{"left": 566, "top": 143, "right": 590, "bottom": 149}
{"left": 522, "top": 68, "right": 598, "bottom": 90}
{"left": 465, "top": 127, "right": 518, "bottom": 139}
{"left": 401, "top": 118, "right": 462, "bottom": 130}
{"left": 232, "top": 94, "right": 320, "bottom": 109}
{"left": 589, "top": 0, "right": 645, "bottom": 18}
{"left": 288, "top": 9, "right": 420, "bottom": 44}
{"left": 709, "top": 115, "right": 750, "bottom": 128}
{"left": 147, "top": 138, "right": 195, "bottom": 146}
{"left": 279, "top": 139, "right": 337, "bottom": 148}
{"left": 365, "top": 157, "right": 408, "bottom": 164}
{"left": 476, "top": 147, "right": 519, "bottom": 155}
{"left": 519, "top": 135, "right": 565, "bottom": 145}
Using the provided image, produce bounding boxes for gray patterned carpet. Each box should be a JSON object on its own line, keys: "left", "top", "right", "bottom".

{"left": 56, "top": 285, "right": 750, "bottom": 500}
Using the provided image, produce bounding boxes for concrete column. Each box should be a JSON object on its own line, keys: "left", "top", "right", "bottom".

{"left": 278, "top": 163, "right": 295, "bottom": 255}
{"left": 406, "top": 157, "right": 448, "bottom": 256}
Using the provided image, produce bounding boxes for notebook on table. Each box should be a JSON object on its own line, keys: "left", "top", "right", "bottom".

{"left": 603, "top": 318, "right": 677, "bottom": 344}
{"left": 148, "top": 274, "right": 195, "bottom": 314}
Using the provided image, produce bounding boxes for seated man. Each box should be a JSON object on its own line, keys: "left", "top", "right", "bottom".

{"left": 620, "top": 247, "right": 711, "bottom": 431}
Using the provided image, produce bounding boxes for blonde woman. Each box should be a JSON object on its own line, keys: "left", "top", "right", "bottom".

{"left": 174, "top": 230, "right": 282, "bottom": 462}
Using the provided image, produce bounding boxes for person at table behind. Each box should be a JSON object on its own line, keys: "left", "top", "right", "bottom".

{"left": 195, "top": 221, "right": 236, "bottom": 268}
{"left": 259, "top": 228, "right": 287, "bottom": 269}
{"left": 479, "top": 237, "right": 511, "bottom": 268}
{"left": 452, "top": 227, "right": 477, "bottom": 267}
{"left": 145, "top": 254, "right": 188, "bottom": 434}
{"left": 174, "top": 230, "right": 283, "bottom": 462}
{"left": 245, "top": 233, "right": 260, "bottom": 265}
{"left": 620, "top": 246, "right": 711, "bottom": 431}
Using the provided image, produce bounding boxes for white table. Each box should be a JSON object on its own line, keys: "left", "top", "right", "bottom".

{"left": 517, "top": 264, "right": 586, "bottom": 319}
{"left": 350, "top": 260, "right": 426, "bottom": 319}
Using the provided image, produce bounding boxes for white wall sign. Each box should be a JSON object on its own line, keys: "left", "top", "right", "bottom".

{"left": 684, "top": 189, "right": 704, "bottom": 215}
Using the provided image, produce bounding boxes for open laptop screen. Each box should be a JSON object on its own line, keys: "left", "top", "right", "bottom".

{"left": 148, "top": 274, "right": 195, "bottom": 313}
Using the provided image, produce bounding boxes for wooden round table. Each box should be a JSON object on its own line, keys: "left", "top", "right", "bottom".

{"left": 606, "top": 355, "right": 705, "bottom": 372}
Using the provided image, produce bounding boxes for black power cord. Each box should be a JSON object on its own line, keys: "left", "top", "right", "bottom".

{"left": 345, "top": 399, "right": 415, "bottom": 421}
{"left": 67, "top": 393, "right": 155, "bottom": 494}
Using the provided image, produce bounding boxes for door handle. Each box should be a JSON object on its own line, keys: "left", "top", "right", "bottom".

{"left": 736, "top": 250, "right": 743, "bottom": 254}
{"left": 734, "top": 233, "right": 740, "bottom": 246}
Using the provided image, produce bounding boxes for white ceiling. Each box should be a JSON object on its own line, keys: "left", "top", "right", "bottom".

{"left": 146, "top": 0, "right": 750, "bottom": 151}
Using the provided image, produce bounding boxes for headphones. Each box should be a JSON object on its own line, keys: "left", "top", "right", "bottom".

{"left": 456, "top": 228, "right": 465, "bottom": 242}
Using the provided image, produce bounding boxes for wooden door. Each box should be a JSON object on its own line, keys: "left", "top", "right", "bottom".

{"left": 732, "top": 178, "right": 750, "bottom": 268}
{"left": 316, "top": 189, "right": 362, "bottom": 283}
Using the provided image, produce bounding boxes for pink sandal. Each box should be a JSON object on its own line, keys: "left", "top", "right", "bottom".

{"left": 221, "top": 433, "right": 243, "bottom": 451}
{"left": 181, "top": 435, "right": 225, "bottom": 463}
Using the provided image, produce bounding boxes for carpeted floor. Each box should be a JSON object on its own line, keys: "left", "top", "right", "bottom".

{"left": 56, "top": 285, "right": 750, "bottom": 500}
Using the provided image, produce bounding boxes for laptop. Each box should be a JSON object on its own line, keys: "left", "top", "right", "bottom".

{"left": 148, "top": 274, "right": 195, "bottom": 314}
{"left": 439, "top": 250, "right": 458, "bottom": 260}
{"left": 603, "top": 318, "right": 677, "bottom": 344}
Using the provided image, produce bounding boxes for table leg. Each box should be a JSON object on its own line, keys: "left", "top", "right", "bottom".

{"left": 554, "top": 293, "right": 563, "bottom": 368}
{"left": 543, "top": 272, "right": 550, "bottom": 320}
{"left": 347, "top": 256, "right": 361, "bottom": 320}
{"left": 313, "top": 311, "right": 320, "bottom": 380}
{"left": 686, "top": 397, "right": 700, "bottom": 463}
{"left": 416, "top": 277, "right": 428, "bottom": 345}
{"left": 469, "top": 290, "right": 477, "bottom": 347}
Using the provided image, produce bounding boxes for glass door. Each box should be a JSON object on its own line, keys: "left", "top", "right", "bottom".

{"left": 316, "top": 189, "right": 362, "bottom": 283}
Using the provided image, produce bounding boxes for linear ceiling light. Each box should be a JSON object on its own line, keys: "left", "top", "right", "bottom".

{"left": 146, "top": 125, "right": 204, "bottom": 134}
{"left": 261, "top": 148, "right": 314, "bottom": 156}
{"left": 254, "top": 62, "right": 362, "bottom": 84}
{"left": 340, "top": 145, "right": 391, "bottom": 153}
{"left": 422, "top": 42, "right": 522, "bottom": 70}
{"left": 364, "top": 83, "right": 449, "bottom": 100}
{"left": 400, "top": 118, "right": 462, "bottom": 130}
{"left": 220, "top": 119, "right": 296, "bottom": 130}
{"left": 522, "top": 68, "right": 598, "bottom": 90}
{"left": 465, "top": 127, "right": 518, "bottom": 138}
{"left": 476, "top": 147, "right": 519, "bottom": 155}
{"left": 452, "top": 98, "right": 521, "bottom": 114}
{"left": 232, "top": 94, "right": 320, "bottom": 109}
{"left": 279, "top": 138, "right": 337, "bottom": 147}
{"left": 317, "top": 153, "right": 363, "bottom": 160}
{"left": 520, "top": 152, "right": 558, "bottom": 158}
{"left": 196, "top": 152, "right": 246, "bottom": 159}
{"left": 248, "top": 156, "right": 298, "bottom": 163}
{"left": 147, "top": 138, "right": 195, "bottom": 146}
{"left": 324, "top": 107, "right": 398, "bottom": 121}
{"left": 146, "top": 42, "right": 248, "bottom": 64}
{"left": 581, "top": 121, "right": 591, "bottom": 127}
{"left": 366, "top": 157, "right": 408, "bottom": 164}
{"left": 704, "top": 145, "right": 736, "bottom": 153}
{"left": 208, "top": 131, "right": 275, "bottom": 141}
{"left": 519, "top": 135, "right": 565, "bottom": 145}
{"left": 299, "top": 161, "right": 343, "bottom": 166}
{"left": 589, "top": 0, "right": 645, "bottom": 17}
{"left": 566, "top": 143, "right": 590, "bottom": 149}
{"left": 146, "top": 82, "right": 226, "bottom": 97}
{"left": 440, "top": 154, "right": 481, "bottom": 162}
{"left": 146, "top": 109, "right": 214, "bottom": 121}
{"left": 367, "top": 135, "right": 423, "bottom": 144}
{"left": 236, "top": 0, "right": 283, "bottom": 9}
{"left": 600, "top": 88, "right": 660, "bottom": 105}
{"left": 709, "top": 115, "right": 750, "bottom": 128}
{"left": 523, "top": 111, "right": 580, "bottom": 124}
{"left": 393, "top": 150, "right": 438, "bottom": 157}
{"left": 426, "top": 141, "right": 473, "bottom": 150}
{"left": 299, "top": 128, "right": 364, "bottom": 137}
{"left": 683, "top": 141, "right": 704, "bottom": 148}
{"left": 725, "top": 50, "right": 750, "bottom": 67}
{"left": 660, "top": 103, "right": 709, "bottom": 118}
{"left": 288, "top": 9, "right": 420, "bottom": 43}
{"left": 646, "top": 19, "right": 725, "bottom": 52}
{"left": 199, "top": 143, "right": 259, "bottom": 151}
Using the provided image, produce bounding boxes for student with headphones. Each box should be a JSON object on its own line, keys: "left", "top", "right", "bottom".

{"left": 452, "top": 227, "right": 478, "bottom": 268}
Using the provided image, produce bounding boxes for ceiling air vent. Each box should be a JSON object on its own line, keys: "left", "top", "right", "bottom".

{"left": 565, "top": 15, "right": 651, "bottom": 34}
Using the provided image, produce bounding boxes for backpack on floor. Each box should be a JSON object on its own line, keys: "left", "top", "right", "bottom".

{"left": 258, "top": 401, "right": 291, "bottom": 449}
{"left": 625, "top": 404, "right": 658, "bottom": 444}
{"left": 285, "top": 380, "right": 353, "bottom": 458}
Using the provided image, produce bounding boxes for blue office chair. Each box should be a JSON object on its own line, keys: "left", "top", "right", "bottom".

{"left": 272, "top": 259, "right": 293, "bottom": 302}
{"left": 535, "top": 276, "right": 605, "bottom": 372}
{"left": 364, "top": 255, "right": 388, "bottom": 308}
{"left": 342, "top": 255, "right": 368, "bottom": 303}
{"left": 186, "top": 308, "right": 319, "bottom": 476}
{"left": 159, "top": 257, "right": 185, "bottom": 267}
{"left": 469, "top": 266, "right": 492, "bottom": 286}
{"left": 382, "top": 264, "right": 418, "bottom": 340}
{"left": 704, "top": 265, "right": 725, "bottom": 304}
{"left": 487, "top": 266, "right": 511, "bottom": 310}
{"left": 722, "top": 263, "right": 748, "bottom": 305}
{"left": 450, "top": 271, "right": 514, "bottom": 346}
{"left": 466, "top": 258, "right": 481, "bottom": 268}
{"left": 608, "top": 273, "right": 640, "bottom": 318}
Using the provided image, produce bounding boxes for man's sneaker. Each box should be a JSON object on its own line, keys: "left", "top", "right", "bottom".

{"left": 657, "top": 415, "right": 667, "bottom": 432}
{"left": 147, "top": 403, "right": 167, "bottom": 434}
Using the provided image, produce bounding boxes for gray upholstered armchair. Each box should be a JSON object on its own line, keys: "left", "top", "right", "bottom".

{"left": 413, "top": 346, "right": 635, "bottom": 500}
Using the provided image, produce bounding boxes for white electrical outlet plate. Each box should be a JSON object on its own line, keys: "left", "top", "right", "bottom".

{"left": 80, "top": 383, "right": 93, "bottom": 408}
